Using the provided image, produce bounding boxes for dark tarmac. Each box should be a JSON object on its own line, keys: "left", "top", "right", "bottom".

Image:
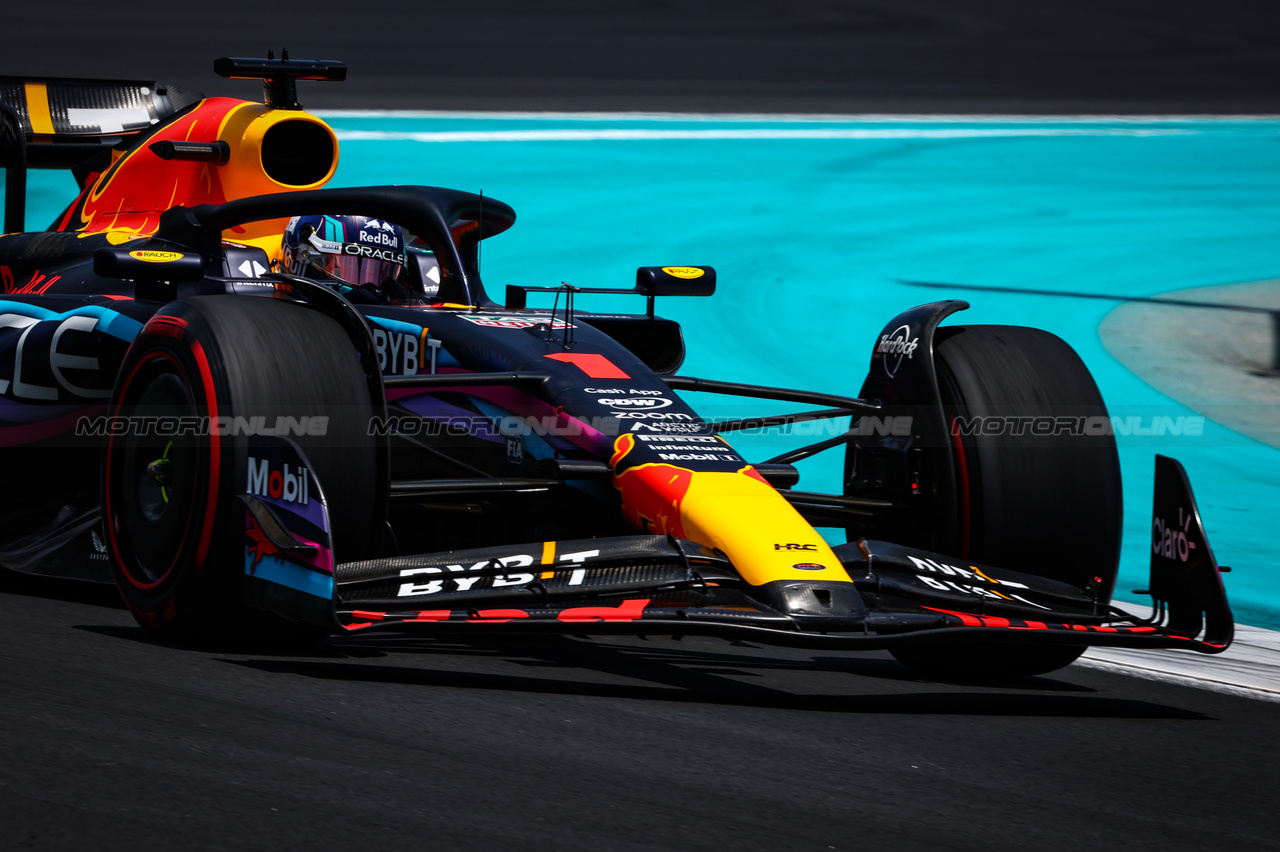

{"left": 2, "top": 575, "right": 1278, "bottom": 851}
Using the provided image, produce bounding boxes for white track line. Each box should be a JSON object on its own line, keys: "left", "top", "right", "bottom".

{"left": 1081, "top": 604, "right": 1280, "bottom": 703}
{"left": 1077, "top": 657, "right": 1280, "bottom": 703}
{"left": 320, "top": 110, "right": 1280, "bottom": 123}
{"left": 333, "top": 128, "right": 1194, "bottom": 143}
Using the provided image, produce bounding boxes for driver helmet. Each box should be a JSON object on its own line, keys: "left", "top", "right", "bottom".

{"left": 283, "top": 214, "right": 409, "bottom": 290}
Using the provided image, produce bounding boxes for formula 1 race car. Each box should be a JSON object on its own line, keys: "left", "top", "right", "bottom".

{"left": 0, "top": 56, "right": 1233, "bottom": 678}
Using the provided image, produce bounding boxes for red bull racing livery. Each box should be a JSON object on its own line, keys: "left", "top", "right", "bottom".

{"left": 0, "top": 56, "right": 1234, "bottom": 679}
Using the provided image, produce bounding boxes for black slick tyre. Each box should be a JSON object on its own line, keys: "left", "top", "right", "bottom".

{"left": 103, "top": 296, "right": 379, "bottom": 644}
{"left": 890, "top": 325, "right": 1122, "bottom": 680}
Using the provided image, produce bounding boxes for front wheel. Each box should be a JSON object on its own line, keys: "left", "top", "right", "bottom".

{"left": 890, "top": 325, "right": 1121, "bottom": 679}
{"left": 103, "top": 296, "right": 381, "bottom": 644}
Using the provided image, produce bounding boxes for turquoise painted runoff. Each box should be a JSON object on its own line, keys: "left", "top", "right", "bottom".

{"left": 9, "top": 115, "right": 1279, "bottom": 627}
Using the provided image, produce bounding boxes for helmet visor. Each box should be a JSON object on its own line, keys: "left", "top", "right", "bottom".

{"left": 314, "top": 252, "right": 405, "bottom": 287}
{"left": 305, "top": 233, "right": 405, "bottom": 287}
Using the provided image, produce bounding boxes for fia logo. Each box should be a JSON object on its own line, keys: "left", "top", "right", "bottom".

{"left": 506, "top": 434, "right": 525, "bottom": 465}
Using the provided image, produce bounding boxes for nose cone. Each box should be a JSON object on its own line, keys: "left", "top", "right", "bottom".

{"left": 676, "top": 468, "right": 853, "bottom": 587}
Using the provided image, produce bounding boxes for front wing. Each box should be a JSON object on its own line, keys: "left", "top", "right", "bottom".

{"left": 328, "top": 534, "right": 1227, "bottom": 653}
{"left": 243, "top": 435, "right": 1231, "bottom": 654}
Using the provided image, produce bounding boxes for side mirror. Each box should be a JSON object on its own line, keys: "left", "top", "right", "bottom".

{"left": 636, "top": 266, "right": 716, "bottom": 297}
{"left": 505, "top": 265, "right": 717, "bottom": 313}
{"left": 94, "top": 247, "right": 205, "bottom": 301}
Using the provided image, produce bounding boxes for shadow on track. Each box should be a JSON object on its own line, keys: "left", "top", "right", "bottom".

{"left": 197, "top": 633, "right": 1210, "bottom": 720}
{"left": 67, "top": 598, "right": 1212, "bottom": 721}
{"left": 0, "top": 570, "right": 125, "bottom": 609}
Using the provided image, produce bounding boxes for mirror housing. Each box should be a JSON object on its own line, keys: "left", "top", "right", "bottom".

{"left": 94, "top": 247, "right": 205, "bottom": 281}
{"left": 94, "top": 247, "right": 205, "bottom": 301}
{"left": 636, "top": 266, "right": 716, "bottom": 297}
{"left": 504, "top": 265, "right": 716, "bottom": 316}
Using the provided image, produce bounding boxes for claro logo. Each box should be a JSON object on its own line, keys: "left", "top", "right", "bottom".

{"left": 247, "top": 457, "right": 310, "bottom": 505}
{"left": 1153, "top": 509, "right": 1198, "bottom": 562}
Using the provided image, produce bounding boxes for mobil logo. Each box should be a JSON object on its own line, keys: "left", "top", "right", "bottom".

{"left": 247, "top": 457, "right": 310, "bottom": 505}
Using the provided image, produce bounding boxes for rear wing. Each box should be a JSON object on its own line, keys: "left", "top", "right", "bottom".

{"left": 0, "top": 78, "right": 199, "bottom": 140}
{"left": 0, "top": 77, "right": 202, "bottom": 231}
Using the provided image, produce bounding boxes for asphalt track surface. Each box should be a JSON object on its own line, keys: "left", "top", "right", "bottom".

{"left": 5, "top": 3, "right": 1280, "bottom": 850}
{"left": 3, "top": 573, "right": 1279, "bottom": 852}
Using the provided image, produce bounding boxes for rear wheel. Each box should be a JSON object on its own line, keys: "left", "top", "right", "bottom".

{"left": 103, "top": 296, "right": 380, "bottom": 644}
{"left": 890, "top": 325, "right": 1122, "bottom": 679}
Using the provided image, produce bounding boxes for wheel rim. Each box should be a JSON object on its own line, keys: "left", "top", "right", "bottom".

{"left": 108, "top": 353, "right": 203, "bottom": 591}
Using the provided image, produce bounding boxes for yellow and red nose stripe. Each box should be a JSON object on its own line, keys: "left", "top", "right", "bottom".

{"left": 612, "top": 457, "right": 852, "bottom": 587}
{"left": 675, "top": 468, "right": 851, "bottom": 586}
